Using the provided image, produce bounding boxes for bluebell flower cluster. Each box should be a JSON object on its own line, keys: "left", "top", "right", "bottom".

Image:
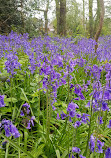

{"left": 74, "top": 85, "right": 85, "bottom": 100}
{"left": 20, "top": 103, "right": 35, "bottom": 129}
{"left": 105, "top": 147, "right": 111, "bottom": 158}
{"left": 0, "top": 119, "right": 20, "bottom": 138}
{"left": 69, "top": 147, "right": 86, "bottom": 158}
{"left": 0, "top": 32, "right": 111, "bottom": 156}
{"left": 89, "top": 135, "right": 95, "bottom": 152}
{"left": 5, "top": 53, "right": 21, "bottom": 76}
{"left": 89, "top": 134, "right": 104, "bottom": 153}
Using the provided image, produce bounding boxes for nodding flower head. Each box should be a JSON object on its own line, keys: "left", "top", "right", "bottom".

{"left": 1, "top": 119, "right": 20, "bottom": 138}
{"left": 20, "top": 103, "right": 30, "bottom": 116}
{"left": 105, "top": 147, "right": 111, "bottom": 158}
{"left": 0, "top": 95, "right": 5, "bottom": 107}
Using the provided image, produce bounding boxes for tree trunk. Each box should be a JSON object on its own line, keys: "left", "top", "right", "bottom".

{"left": 59, "top": 0, "right": 66, "bottom": 36}
{"left": 93, "top": 0, "right": 101, "bottom": 36}
{"left": 83, "top": 0, "right": 85, "bottom": 28}
{"left": 55, "top": 0, "right": 60, "bottom": 34}
{"left": 94, "top": 0, "right": 105, "bottom": 52}
{"left": 44, "top": 11, "right": 48, "bottom": 34}
{"left": 44, "top": 0, "right": 49, "bottom": 34}
{"left": 89, "top": 0, "right": 93, "bottom": 38}
{"left": 20, "top": 0, "right": 25, "bottom": 33}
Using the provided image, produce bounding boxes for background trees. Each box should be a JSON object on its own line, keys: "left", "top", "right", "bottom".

{"left": 66, "top": 0, "right": 82, "bottom": 36}
{"left": 0, "top": 0, "right": 21, "bottom": 33}
{"left": 0, "top": 0, "right": 110, "bottom": 37}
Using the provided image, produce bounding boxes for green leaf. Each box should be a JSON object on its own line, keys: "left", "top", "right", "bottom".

{"left": 20, "top": 88, "right": 29, "bottom": 102}
{"left": 24, "top": 129, "right": 28, "bottom": 150}
{"left": 56, "top": 150, "right": 61, "bottom": 158}
{"left": 5, "top": 97, "right": 17, "bottom": 103}
{"left": 0, "top": 133, "right": 34, "bottom": 158}
{"left": 32, "top": 144, "right": 45, "bottom": 157}
{"left": 61, "top": 150, "right": 68, "bottom": 158}
{"left": 41, "top": 155, "right": 47, "bottom": 158}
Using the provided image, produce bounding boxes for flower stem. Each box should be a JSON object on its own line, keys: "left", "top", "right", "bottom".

{"left": 85, "top": 98, "right": 93, "bottom": 157}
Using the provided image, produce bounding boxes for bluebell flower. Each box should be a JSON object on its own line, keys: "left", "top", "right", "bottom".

{"left": 105, "top": 147, "right": 111, "bottom": 158}
{"left": 81, "top": 113, "right": 90, "bottom": 124}
{"left": 101, "top": 101, "right": 109, "bottom": 111}
{"left": 72, "top": 147, "right": 81, "bottom": 153}
{"left": 20, "top": 110, "right": 24, "bottom": 116}
{"left": 73, "top": 121, "right": 81, "bottom": 128}
{"left": 20, "top": 103, "right": 30, "bottom": 116}
{"left": 5, "top": 53, "right": 21, "bottom": 76}
{"left": 69, "top": 154, "right": 75, "bottom": 158}
{"left": 107, "top": 120, "right": 111, "bottom": 128}
{"left": 56, "top": 113, "right": 60, "bottom": 119}
{"left": 0, "top": 95, "right": 5, "bottom": 107}
{"left": 67, "top": 102, "right": 79, "bottom": 112}
{"left": 98, "top": 116, "right": 103, "bottom": 124}
{"left": 26, "top": 116, "right": 35, "bottom": 129}
{"left": 85, "top": 101, "right": 90, "bottom": 107}
{"left": 61, "top": 111, "right": 67, "bottom": 120}
{"left": 79, "top": 155, "right": 86, "bottom": 158}
{"left": 96, "top": 139, "right": 104, "bottom": 153}
{"left": 69, "top": 110, "right": 75, "bottom": 118}
{"left": 76, "top": 113, "right": 81, "bottom": 118}
{"left": 67, "top": 102, "right": 79, "bottom": 118}
{"left": 89, "top": 135, "right": 95, "bottom": 152}
{"left": 74, "top": 85, "right": 85, "bottom": 100}
{"left": 1, "top": 119, "right": 20, "bottom": 138}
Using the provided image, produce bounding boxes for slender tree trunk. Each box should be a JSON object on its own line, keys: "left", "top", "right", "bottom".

{"left": 83, "top": 0, "right": 85, "bottom": 27}
{"left": 44, "top": 11, "right": 48, "bottom": 34}
{"left": 94, "top": 0, "right": 105, "bottom": 52}
{"left": 55, "top": 0, "right": 60, "bottom": 34}
{"left": 59, "top": 0, "right": 66, "bottom": 36}
{"left": 89, "top": 0, "right": 93, "bottom": 38}
{"left": 20, "top": 0, "right": 25, "bottom": 33}
{"left": 93, "top": 0, "right": 101, "bottom": 36}
{"left": 44, "top": 0, "right": 49, "bottom": 34}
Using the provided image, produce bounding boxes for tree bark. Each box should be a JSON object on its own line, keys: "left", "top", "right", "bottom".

{"left": 44, "top": 0, "right": 49, "bottom": 34}
{"left": 20, "top": 0, "right": 25, "bottom": 33}
{"left": 94, "top": 0, "right": 105, "bottom": 52}
{"left": 89, "top": 0, "right": 93, "bottom": 38}
{"left": 55, "top": 0, "right": 60, "bottom": 34}
{"left": 59, "top": 0, "right": 66, "bottom": 36}
{"left": 83, "top": 0, "right": 85, "bottom": 28}
{"left": 93, "top": 0, "right": 101, "bottom": 36}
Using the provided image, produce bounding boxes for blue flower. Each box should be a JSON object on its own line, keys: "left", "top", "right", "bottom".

{"left": 89, "top": 135, "right": 95, "bottom": 152}
{"left": 26, "top": 116, "right": 35, "bottom": 129}
{"left": 20, "top": 103, "right": 30, "bottom": 116}
{"left": 1, "top": 119, "right": 20, "bottom": 138}
{"left": 69, "top": 154, "right": 75, "bottom": 158}
{"left": 96, "top": 139, "right": 104, "bottom": 153}
{"left": 0, "top": 95, "right": 5, "bottom": 107}
{"left": 101, "top": 101, "right": 109, "bottom": 111}
{"left": 81, "top": 113, "right": 90, "bottom": 124}
{"left": 67, "top": 102, "right": 79, "bottom": 118}
{"left": 79, "top": 155, "right": 86, "bottom": 158}
{"left": 61, "top": 111, "right": 67, "bottom": 120}
{"left": 73, "top": 121, "right": 81, "bottom": 128}
{"left": 72, "top": 147, "right": 81, "bottom": 153}
{"left": 98, "top": 116, "right": 103, "bottom": 124}
{"left": 107, "top": 120, "right": 111, "bottom": 128}
{"left": 5, "top": 53, "right": 21, "bottom": 76}
{"left": 56, "top": 113, "right": 60, "bottom": 119}
{"left": 105, "top": 147, "right": 111, "bottom": 158}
